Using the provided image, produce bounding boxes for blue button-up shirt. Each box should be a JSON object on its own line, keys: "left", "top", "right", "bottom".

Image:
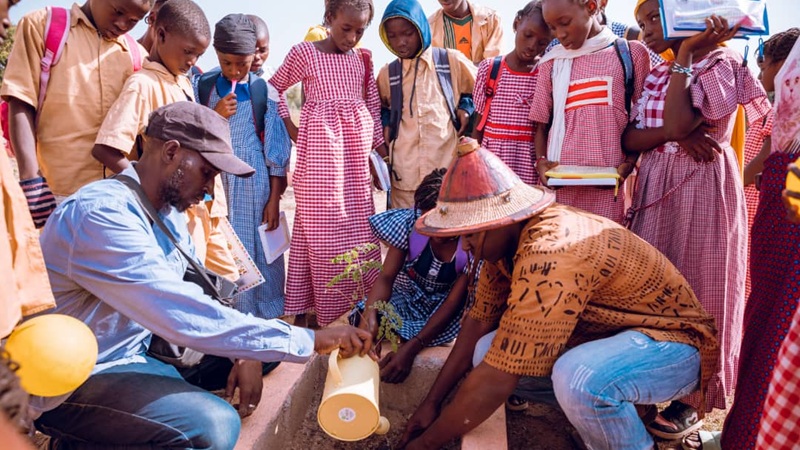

{"left": 34, "top": 166, "right": 314, "bottom": 412}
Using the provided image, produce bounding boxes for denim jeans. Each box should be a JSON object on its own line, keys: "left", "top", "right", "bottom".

{"left": 474, "top": 330, "right": 701, "bottom": 450}
{"left": 35, "top": 356, "right": 241, "bottom": 450}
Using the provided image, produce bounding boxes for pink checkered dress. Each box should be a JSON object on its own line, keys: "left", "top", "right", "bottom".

{"left": 529, "top": 41, "right": 651, "bottom": 224}
{"left": 743, "top": 112, "right": 773, "bottom": 302}
{"left": 474, "top": 58, "right": 539, "bottom": 185}
{"left": 628, "top": 48, "right": 771, "bottom": 411}
{"left": 756, "top": 302, "right": 800, "bottom": 450}
{"left": 270, "top": 42, "right": 383, "bottom": 326}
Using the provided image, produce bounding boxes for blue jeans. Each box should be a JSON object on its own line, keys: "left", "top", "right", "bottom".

{"left": 35, "top": 356, "right": 240, "bottom": 450}
{"left": 474, "top": 330, "right": 701, "bottom": 450}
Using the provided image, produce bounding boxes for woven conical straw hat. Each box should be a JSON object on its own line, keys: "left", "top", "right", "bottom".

{"left": 415, "top": 138, "right": 555, "bottom": 237}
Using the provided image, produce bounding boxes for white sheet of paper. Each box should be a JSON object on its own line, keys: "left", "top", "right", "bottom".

{"left": 258, "top": 211, "right": 291, "bottom": 265}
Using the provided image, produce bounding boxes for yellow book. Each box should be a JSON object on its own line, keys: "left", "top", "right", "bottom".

{"left": 545, "top": 165, "right": 621, "bottom": 196}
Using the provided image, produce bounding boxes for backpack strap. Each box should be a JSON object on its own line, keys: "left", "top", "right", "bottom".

{"left": 475, "top": 56, "right": 503, "bottom": 133}
{"left": 432, "top": 47, "right": 458, "bottom": 129}
{"left": 197, "top": 68, "right": 222, "bottom": 107}
{"left": 123, "top": 34, "right": 142, "bottom": 72}
{"left": 248, "top": 72, "right": 268, "bottom": 143}
{"left": 613, "top": 38, "right": 634, "bottom": 116}
{"left": 37, "top": 6, "right": 69, "bottom": 114}
{"left": 408, "top": 228, "right": 428, "bottom": 263}
{"left": 359, "top": 48, "right": 373, "bottom": 101}
{"left": 387, "top": 59, "right": 403, "bottom": 143}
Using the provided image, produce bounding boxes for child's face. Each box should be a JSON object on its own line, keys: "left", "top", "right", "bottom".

{"left": 542, "top": 0, "right": 597, "bottom": 50}
{"left": 326, "top": 6, "right": 370, "bottom": 53}
{"left": 636, "top": 0, "right": 670, "bottom": 54}
{"left": 88, "top": 0, "right": 150, "bottom": 40}
{"left": 250, "top": 35, "right": 270, "bottom": 73}
{"left": 383, "top": 17, "right": 422, "bottom": 59}
{"left": 513, "top": 14, "right": 552, "bottom": 65}
{"left": 157, "top": 28, "right": 209, "bottom": 76}
{"left": 438, "top": 0, "right": 468, "bottom": 18}
{"left": 217, "top": 52, "right": 255, "bottom": 82}
{"left": 759, "top": 56, "right": 785, "bottom": 93}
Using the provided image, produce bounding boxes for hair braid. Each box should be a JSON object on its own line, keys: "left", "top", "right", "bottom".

{"left": 0, "top": 349, "right": 29, "bottom": 432}
{"left": 414, "top": 168, "right": 447, "bottom": 213}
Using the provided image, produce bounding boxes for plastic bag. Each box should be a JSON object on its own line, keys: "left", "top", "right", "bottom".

{"left": 659, "top": 0, "right": 769, "bottom": 39}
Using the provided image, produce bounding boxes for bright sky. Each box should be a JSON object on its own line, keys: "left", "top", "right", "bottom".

{"left": 9, "top": 0, "right": 796, "bottom": 73}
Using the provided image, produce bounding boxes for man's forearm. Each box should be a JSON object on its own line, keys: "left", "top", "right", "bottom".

{"left": 8, "top": 98, "right": 38, "bottom": 179}
{"left": 414, "top": 363, "right": 519, "bottom": 449}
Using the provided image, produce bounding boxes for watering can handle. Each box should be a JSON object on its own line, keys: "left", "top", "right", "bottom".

{"left": 328, "top": 347, "right": 343, "bottom": 385}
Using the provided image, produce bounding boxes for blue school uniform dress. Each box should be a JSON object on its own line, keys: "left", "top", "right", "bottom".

{"left": 193, "top": 73, "right": 291, "bottom": 319}
{"left": 357, "top": 208, "right": 468, "bottom": 346}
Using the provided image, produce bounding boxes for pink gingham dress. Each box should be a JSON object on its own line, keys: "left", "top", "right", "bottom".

{"left": 473, "top": 58, "right": 539, "bottom": 185}
{"left": 270, "top": 42, "right": 383, "bottom": 326}
{"left": 529, "top": 41, "right": 651, "bottom": 224}
{"left": 628, "top": 48, "right": 771, "bottom": 410}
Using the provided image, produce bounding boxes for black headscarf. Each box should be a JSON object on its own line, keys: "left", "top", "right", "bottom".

{"left": 213, "top": 14, "right": 257, "bottom": 55}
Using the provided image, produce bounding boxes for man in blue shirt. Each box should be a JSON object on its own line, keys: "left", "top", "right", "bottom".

{"left": 34, "top": 101, "right": 373, "bottom": 449}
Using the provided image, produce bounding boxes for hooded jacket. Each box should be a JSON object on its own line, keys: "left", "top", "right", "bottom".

{"left": 376, "top": 0, "right": 477, "bottom": 200}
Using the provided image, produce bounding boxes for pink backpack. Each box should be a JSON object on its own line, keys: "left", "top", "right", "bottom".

{"left": 2, "top": 6, "right": 142, "bottom": 152}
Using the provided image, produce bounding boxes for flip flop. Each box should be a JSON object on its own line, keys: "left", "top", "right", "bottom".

{"left": 682, "top": 430, "right": 722, "bottom": 450}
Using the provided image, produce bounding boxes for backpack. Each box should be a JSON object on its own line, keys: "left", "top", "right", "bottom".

{"left": 387, "top": 47, "right": 458, "bottom": 143}
{"left": 475, "top": 56, "right": 503, "bottom": 133}
{"left": 197, "top": 69, "right": 268, "bottom": 142}
{"left": 408, "top": 228, "right": 468, "bottom": 274}
{"left": 613, "top": 38, "right": 635, "bottom": 116}
{"left": 1, "top": 6, "right": 142, "bottom": 152}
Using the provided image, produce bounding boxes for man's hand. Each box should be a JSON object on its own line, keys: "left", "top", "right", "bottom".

{"left": 19, "top": 176, "right": 56, "bottom": 228}
{"left": 456, "top": 109, "right": 471, "bottom": 136}
{"left": 225, "top": 359, "right": 264, "bottom": 418}
{"left": 261, "top": 196, "right": 281, "bottom": 231}
{"left": 314, "top": 325, "right": 375, "bottom": 359}
{"left": 397, "top": 400, "right": 439, "bottom": 448}
{"left": 214, "top": 92, "right": 237, "bottom": 119}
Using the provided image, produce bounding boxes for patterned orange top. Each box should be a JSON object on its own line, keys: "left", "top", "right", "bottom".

{"left": 470, "top": 204, "right": 719, "bottom": 401}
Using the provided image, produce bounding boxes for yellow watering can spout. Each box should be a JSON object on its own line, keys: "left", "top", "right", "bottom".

{"left": 318, "top": 348, "right": 390, "bottom": 441}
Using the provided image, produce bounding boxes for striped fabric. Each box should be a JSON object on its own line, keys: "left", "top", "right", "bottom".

{"left": 565, "top": 77, "right": 612, "bottom": 111}
{"left": 270, "top": 42, "right": 383, "bottom": 326}
{"left": 473, "top": 58, "right": 539, "bottom": 185}
{"left": 19, "top": 176, "right": 56, "bottom": 228}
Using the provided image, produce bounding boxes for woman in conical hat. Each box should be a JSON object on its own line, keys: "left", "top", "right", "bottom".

{"left": 624, "top": 0, "right": 772, "bottom": 439}
{"left": 401, "top": 137, "right": 718, "bottom": 450}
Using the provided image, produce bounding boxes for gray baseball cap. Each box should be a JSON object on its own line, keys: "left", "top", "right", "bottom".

{"left": 145, "top": 102, "right": 255, "bottom": 177}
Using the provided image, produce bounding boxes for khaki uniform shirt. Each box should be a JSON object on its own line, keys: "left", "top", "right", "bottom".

{"left": 470, "top": 204, "right": 719, "bottom": 399}
{"left": 428, "top": 1, "right": 504, "bottom": 65}
{"left": 0, "top": 4, "right": 145, "bottom": 196}
{"left": 377, "top": 48, "right": 476, "bottom": 194}
{"left": 1, "top": 151, "right": 56, "bottom": 337}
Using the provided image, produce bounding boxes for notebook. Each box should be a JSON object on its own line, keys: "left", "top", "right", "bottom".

{"left": 258, "top": 211, "right": 291, "bottom": 265}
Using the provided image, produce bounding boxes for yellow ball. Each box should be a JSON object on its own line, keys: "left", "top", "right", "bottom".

{"left": 5, "top": 314, "right": 98, "bottom": 397}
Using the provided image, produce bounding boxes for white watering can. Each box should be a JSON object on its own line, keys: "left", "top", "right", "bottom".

{"left": 317, "top": 348, "right": 390, "bottom": 441}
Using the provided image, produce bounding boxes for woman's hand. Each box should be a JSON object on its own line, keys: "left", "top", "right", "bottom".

{"left": 261, "top": 196, "right": 281, "bottom": 231}
{"left": 379, "top": 341, "right": 419, "bottom": 384}
{"left": 681, "top": 15, "right": 740, "bottom": 55}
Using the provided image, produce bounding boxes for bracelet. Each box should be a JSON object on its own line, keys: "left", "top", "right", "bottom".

{"left": 669, "top": 62, "right": 693, "bottom": 77}
{"left": 411, "top": 335, "right": 426, "bottom": 348}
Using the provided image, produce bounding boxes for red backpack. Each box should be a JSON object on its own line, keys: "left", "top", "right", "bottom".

{"left": 1, "top": 6, "right": 142, "bottom": 155}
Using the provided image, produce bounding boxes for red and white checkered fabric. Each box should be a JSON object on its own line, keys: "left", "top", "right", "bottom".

{"left": 629, "top": 48, "right": 771, "bottom": 411}
{"left": 474, "top": 58, "right": 539, "bottom": 185}
{"left": 757, "top": 300, "right": 800, "bottom": 449}
{"left": 270, "top": 42, "right": 382, "bottom": 326}
{"left": 530, "top": 41, "right": 651, "bottom": 224}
